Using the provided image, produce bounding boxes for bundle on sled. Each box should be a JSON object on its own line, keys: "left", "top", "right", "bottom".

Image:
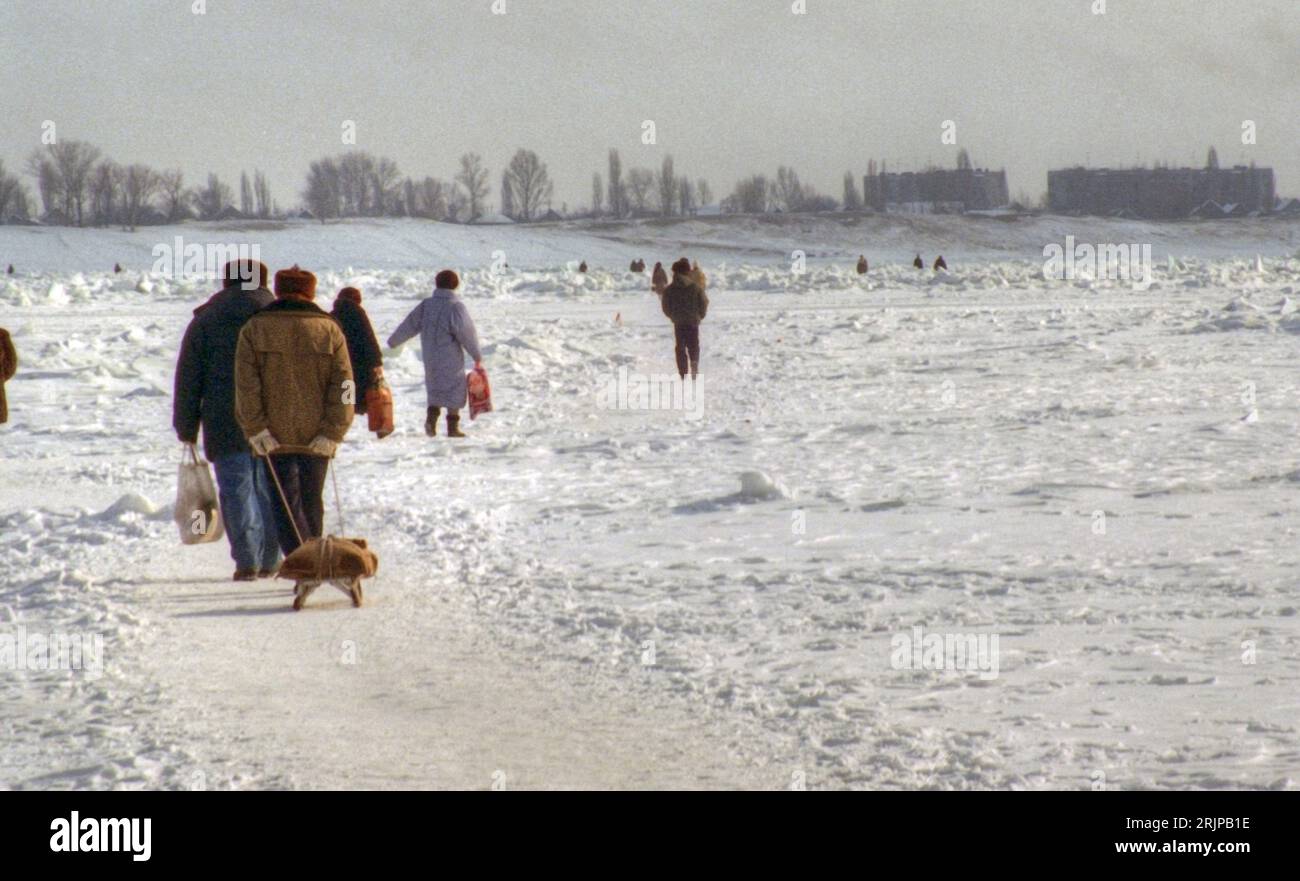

{"left": 261, "top": 443, "right": 377, "bottom": 611}
{"left": 278, "top": 535, "right": 379, "bottom": 610}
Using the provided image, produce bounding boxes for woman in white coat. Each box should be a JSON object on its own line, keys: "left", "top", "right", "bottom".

{"left": 388, "top": 269, "right": 483, "bottom": 438}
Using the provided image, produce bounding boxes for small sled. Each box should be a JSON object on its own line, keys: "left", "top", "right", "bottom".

{"left": 291, "top": 574, "right": 363, "bottom": 610}
{"left": 262, "top": 449, "right": 378, "bottom": 611}
{"left": 278, "top": 535, "right": 378, "bottom": 611}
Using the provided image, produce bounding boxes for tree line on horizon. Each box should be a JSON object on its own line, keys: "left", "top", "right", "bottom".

{"left": 1, "top": 139, "right": 1040, "bottom": 229}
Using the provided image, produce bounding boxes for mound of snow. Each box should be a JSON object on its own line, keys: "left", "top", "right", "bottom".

{"left": 738, "top": 471, "right": 788, "bottom": 501}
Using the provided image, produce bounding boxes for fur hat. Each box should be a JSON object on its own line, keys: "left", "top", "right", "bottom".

{"left": 224, "top": 259, "right": 269, "bottom": 289}
{"left": 671, "top": 257, "right": 691, "bottom": 275}
{"left": 274, "top": 265, "right": 316, "bottom": 299}
{"left": 435, "top": 269, "right": 460, "bottom": 290}
{"left": 336, "top": 286, "right": 362, "bottom": 305}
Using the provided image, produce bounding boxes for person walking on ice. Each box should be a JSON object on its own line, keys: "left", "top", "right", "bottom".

{"left": 173, "top": 260, "right": 281, "bottom": 581}
{"left": 387, "top": 268, "right": 483, "bottom": 438}
{"left": 234, "top": 265, "right": 354, "bottom": 556}
{"left": 660, "top": 257, "right": 708, "bottom": 381}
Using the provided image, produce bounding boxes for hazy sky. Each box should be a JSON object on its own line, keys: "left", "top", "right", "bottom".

{"left": 2, "top": 0, "right": 1296, "bottom": 212}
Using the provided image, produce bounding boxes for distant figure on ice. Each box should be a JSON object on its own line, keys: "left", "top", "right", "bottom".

{"left": 933, "top": 255, "right": 948, "bottom": 271}
{"left": 578, "top": 261, "right": 588, "bottom": 273}
{"left": 113, "top": 263, "right": 122, "bottom": 274}
{"left": 651, "top": 261, "right": 668, "bottom": 295}
{"left": 0, "top": 325, "right": 16, "bottom": 426}
{"left": 912, "top": 254, "right": 924, "bottom": 270}
{"left": 388, "top": 269, "right": 483, "bottom": 439}
{"left": 173, "top": 260, "right": 280, "bottom": 580}
{"left": 235, "top": 265, "right": 354, "bottom": 556}
{"left": 661, "top": 257, "right": 709, "bottom": 380}
{"left": 6, "top": 264, "right": 13, "bottom": 275}
{"left": 856, "top": 255, "right": 869, "bottom": 274}
{"left": 330, "top": 287, "right": 383, "bottom": 418}
{"left": 629, "top": 258, "right": 646, "bottom": 273}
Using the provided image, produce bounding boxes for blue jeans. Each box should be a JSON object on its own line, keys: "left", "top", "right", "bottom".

{"left": 212, "top": 452, "right": 282, "bottom": 573}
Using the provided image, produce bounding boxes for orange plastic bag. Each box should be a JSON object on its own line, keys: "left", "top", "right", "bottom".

{"left": 467, "top": 365, "right": 492, "bottom": 420}
{"left": 366, "top": 378, "right": 394, "bottom": 438}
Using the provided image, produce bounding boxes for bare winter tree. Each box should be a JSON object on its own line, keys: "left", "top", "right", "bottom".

{"left": 0, "top": 161, "right": 31, "bottom": 222}
{"left": 455, "top": 153, "right": 489, "bottom": 221}
{"left": 418, "top": 177, "right": 449, "bottom": 220}
{"left": 730, "top": 174, "right": 770, "bottom": 214}
{"left": 773, "top": 166, "right": 808, "bottom": 213}
{"left": 240, "top": 172, "right": 253, "bottom": 215}
{"left": 30, "top": 141, "right": 100, "bottom": 225}
{"left": 696, "top": 178, "right": 712, "bottom": 209}
{"left": 842, "top": 171, "right": 862, "bottom": 210}
{"left": 89, "top": 160, "right": 122, "bottom": 226}
{"left": 504, "top": 149, "right": 553, "bottom": 222}
{"left": 253, "top": 170, "right": 272, "bottom": 218}
{"left": 607, "top": 149, "right": 624, "bottom": 218}
{"left": 445, "top": 185, "right": 470, "bottom": 223}
{"left": 304, "top": 158, "right": 340, "bottom": 222}
{"left": 371, "top": 157, "right": 401, "bottom": 216}
{"left": 121, "top": 164, "right": 159, "bottom": 231}
{"left": 158, "top": 169, "right": 187, "bottom": 222}
{"left": 25, "top": 151, "right": 62, "bottom": 219}
{"left": 627, "top": 168, "right": 656, "bottom": 215}
{"left": 499, "top": 170, "right": 516, "bottom": 219}
{"left": 657, "top": 155, "right": 676, "bottom": 217}
{"left": 678, "top": 177, "right": 694, "bottom": 216}
{"left": 195, "top": 173, "right": 233, "bottom": 220}
{"left": 591, "top": 173, "right": 603, "bottom": 219}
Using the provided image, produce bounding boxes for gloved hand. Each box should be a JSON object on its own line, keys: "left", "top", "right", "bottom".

{"left": 248, "top": 429, "right": 279, "bottom": 457}
{"left": 308, "top": 435, "right": 338, "bottom": 458}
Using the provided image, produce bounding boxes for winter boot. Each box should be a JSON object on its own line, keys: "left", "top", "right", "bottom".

{"left": 446, "top": 413, "right": 466, "bottom": 438}
{"left": 425, "top": 407, "right": 440, "bottom": 437}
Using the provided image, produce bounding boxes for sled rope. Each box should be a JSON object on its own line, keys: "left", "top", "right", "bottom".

{"left": 329, "top": 460, "right": 346, "bottom": 535}
{"left": 263, "top": 456, "right": 306, "bottom": 547}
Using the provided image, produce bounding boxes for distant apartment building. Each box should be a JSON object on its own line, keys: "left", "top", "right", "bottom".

{"left": 863, "top": 154, "right": 1009, "bottom": 213}
{"left": 1047, "top": 160, "right": 1275, "bottom": 219}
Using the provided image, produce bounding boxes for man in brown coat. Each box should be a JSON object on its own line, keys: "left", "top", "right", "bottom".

{"left": 660, "top": 257, "right": 709, "bottom": 380}
{"left": 235, "top": 265, "right": 354, "bottom": 554}
{"left": 0, "top": 327, "right": 16, "bottom": 425}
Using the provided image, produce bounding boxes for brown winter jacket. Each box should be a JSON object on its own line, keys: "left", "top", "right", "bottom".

{"left": 660, "top": 274, "right": 709, "bottom": 326}
{"left": 234, "top": 298, "right": 354, "bottom": 449}
{"left": 0, "top": 328, "right": 16, "bottom": 425}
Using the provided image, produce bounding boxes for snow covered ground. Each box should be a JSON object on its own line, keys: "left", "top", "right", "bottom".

{"left": 2, "top": 217, "right": 1298, "bottom": 789}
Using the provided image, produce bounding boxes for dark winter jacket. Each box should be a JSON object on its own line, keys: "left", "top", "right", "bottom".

{"left": 651, "top": 263, "right": 668, "bottom": 294}
{"left": 660, "top": 274, "right": 709, "bottom": 326}
{"left": 173, "top": 283, "right": 275, "bottom": 458}
{"left": 330, "top": 298, "right": 383, "bottom": 415}
{"left": 235, "top": 298, "right": 354, "bottom": 448}
{"left": 0, "top": 328, "right": 16, "bottom": 425}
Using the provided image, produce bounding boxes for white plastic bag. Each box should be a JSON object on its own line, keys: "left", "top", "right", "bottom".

{"left": 175, "top": 444, "right": 224, "bottom": 545}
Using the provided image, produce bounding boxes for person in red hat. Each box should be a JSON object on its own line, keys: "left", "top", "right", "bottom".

{"left": 173, "top": 259, "right": 280, "bottom": 581}
{"left": 387, "top": 268, "right": 482, "bottom": 438}
{"left": 660, "top": 257, "right": 709, "bottom": 380}
{"left": 235, "top": 265, "right": 354, "bottom": 555}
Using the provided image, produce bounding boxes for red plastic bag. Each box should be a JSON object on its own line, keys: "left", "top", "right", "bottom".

{"left": 467, "top": 364, "right": 492, "bottom": 420}
{"left": 366, "top": 378, "right": 394, "bottom": 439}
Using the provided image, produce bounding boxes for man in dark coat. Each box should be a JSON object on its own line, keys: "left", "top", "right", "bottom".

{"left": 330, "top": 287, "right": 383, "bottom": 416}
{"left": 660, "top": 257, "right": 709, "bottom": 380}
{"left": 933, "top": 255, "right": 948, "bottom": 271}
{"left": 913, "top": 254, "right": 924, "bottom": 269}
{"left": 173, "top": 260, "right": 281, "bottom": 581}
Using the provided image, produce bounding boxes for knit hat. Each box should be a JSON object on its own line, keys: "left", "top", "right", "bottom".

{"left": 274, "top": 265, "right": 316, "bottom": 299}
{"left": 336, "top": 286, "right": 362, "bottom": 305}
{"left": 671, "top": 257, "right": 691, "bottom": 275}
{"left": 224, "top": 259, "right": 269, "bottom": 289}
{"left": 435, "top": 269, "right": 460, "bottom": 290}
